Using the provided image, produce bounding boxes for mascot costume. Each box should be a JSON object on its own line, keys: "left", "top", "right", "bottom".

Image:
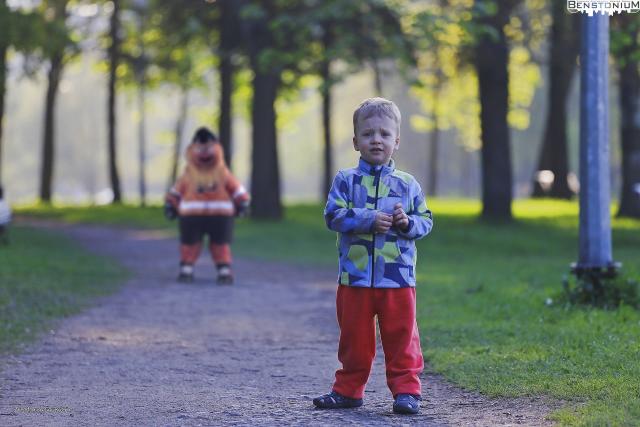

{"left": 165, "top": 127, "right": 250, "bottom": 284}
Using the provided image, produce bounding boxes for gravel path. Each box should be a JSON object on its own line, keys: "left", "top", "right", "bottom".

{"left": 0, "top": 223, "right": 562, "bottom": 426}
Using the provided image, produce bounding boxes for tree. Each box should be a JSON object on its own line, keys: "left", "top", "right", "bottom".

{"left": 408, "top": 0, "right": 541, "bottom": 200}
{"left": 408, "top": 2, "right": 461, "bottom": 197}
{"left": 242, "top": 1, "right": 284, "bottom": 219}
{"left": 120, "top": 0, "right": 151, "bottom": 206}
{"left": 302, "top": 0, "right": 416, "bottom": 199}
{"left": 0, "top": 3, "right": 55, "bottom": 190}
{"left": 107, "top": 0, "right": 122, "bottom": 203}
{"left": 151, "top": 0, "right": 219, "bottom": 187}
{"left": 612, "top": 14, "right": 640, "bottom": 218}
{"left": 472, "top": 0, "right": 523, "bottom": 220}
{"left": 217, "top": 0, "right": 243, "bottom": 168}
{"left": 531, "top": 0, "right": 579, "bottom": 199}
{"left": 0, "top": 0, "right": 8, "bottom": 188}
{"left": 38, "top": 0, "right": 76, "bottom": 203}
{"left": 157, "top": 0, "right": 243, "bottom": 169}
{"left": 242, "top": 0, "right": 321, "bottom": 219}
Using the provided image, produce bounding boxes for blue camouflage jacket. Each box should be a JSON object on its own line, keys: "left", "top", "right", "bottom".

{"left": 324, "top": 158, "right": 433, "bottom": 288}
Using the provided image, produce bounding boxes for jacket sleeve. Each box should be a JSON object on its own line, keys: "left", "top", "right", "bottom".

{"left": 396, "top": 179, "right": 433, "bottom": 240}
{"left": 324, "top": 171, "right": 377, "bottom": 234}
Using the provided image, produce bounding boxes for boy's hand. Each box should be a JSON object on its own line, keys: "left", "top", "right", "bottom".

{"left": 393, "top": 203, "right": 410, "bottom": 232}
{"left": 373, "top": 211, "right": 393, "bottom": 234}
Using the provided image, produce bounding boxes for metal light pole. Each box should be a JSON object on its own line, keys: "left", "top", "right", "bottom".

{"left": 572, "top": 13, "right": 620, "bottom": 279}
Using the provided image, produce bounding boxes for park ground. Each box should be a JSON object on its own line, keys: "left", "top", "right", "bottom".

{"left": 1, "top": 199, "right": 639, "bottom": 425}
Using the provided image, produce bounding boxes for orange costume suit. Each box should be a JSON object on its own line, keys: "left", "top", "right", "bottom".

{"left": 165, "top": 127, "right": 249, "bottom": 284}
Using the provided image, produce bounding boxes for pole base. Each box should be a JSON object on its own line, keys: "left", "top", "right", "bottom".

{"left": 570, "top": 262, "right": 622, "bottom": 279}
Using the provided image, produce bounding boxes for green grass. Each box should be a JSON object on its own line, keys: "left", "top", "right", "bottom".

{"left": 0, "top": 226, "right": 127, "bottom": 354}
{"left": 15, "top": 199, "right": 640, "bottom": 425}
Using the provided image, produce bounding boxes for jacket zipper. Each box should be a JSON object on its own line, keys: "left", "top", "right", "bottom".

{"left": 371, "top": 169, "right": 381, "bottom": 287}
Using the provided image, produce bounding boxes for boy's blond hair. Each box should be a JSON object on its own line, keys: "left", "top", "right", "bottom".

{"left": 352, "top": 97, "right": 401, "bottom": 135}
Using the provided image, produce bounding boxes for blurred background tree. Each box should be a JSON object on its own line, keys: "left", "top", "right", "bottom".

{"left": 531, "top": 0, "right": 579, "bottom": 199}
{"left": 611, "top": 13, "right": 640, "bottom": 219}
{"left": 0, "top": 0, "right": 638, "bottom": 222}
{"left": 106, "top": 0, "right": 122, "bottom": 203}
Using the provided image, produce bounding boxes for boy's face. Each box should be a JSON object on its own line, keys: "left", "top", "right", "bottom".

{"left": 353, "top": 114, "right": 399, "bottom": 166}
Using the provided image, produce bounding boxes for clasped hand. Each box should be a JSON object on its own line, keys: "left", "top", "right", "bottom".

{"left": 373, "top": 203, "right": 409, "bottom": 234}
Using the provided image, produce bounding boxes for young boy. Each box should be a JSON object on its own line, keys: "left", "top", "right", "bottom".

{"left": 313, "top": 98, "right": 433, "bottom": 414}
{"left": 165, "top": 127, "right": 250, "bottom": 284}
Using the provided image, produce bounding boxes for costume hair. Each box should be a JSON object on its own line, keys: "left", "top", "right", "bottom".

{"left": 352, "top": 97, "right": 401, "bottom": 135}
{"left": 192, "top": 127, "right": 218, "bottom": 144}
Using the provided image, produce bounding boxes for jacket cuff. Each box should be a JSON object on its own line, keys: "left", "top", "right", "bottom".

{"left": 396, "top": 218, "right": 414, "bottom": 238}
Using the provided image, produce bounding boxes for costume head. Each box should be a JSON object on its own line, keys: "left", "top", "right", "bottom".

{"left": 185, "top": 127, "right": 228, "bottom": 192}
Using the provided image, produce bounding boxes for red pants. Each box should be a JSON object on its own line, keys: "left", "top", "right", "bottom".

{"left": 332, "top": 286, "right": 424, "bottom": 399}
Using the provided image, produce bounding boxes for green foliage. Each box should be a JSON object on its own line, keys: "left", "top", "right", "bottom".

{"left": 240, "top": 0, "right": 415, "bottom": 91}
{"left": 407, "top": 0, "right": 544, "bottom": 150}
{"left": 117, "top": 0, "right": 214, "bottom": 92}
{"left": 0, "top": 1, "right": 61, "bottom": 57}
{"left": 611, "top": 13, "right": 640, "bottom": 68}
{"left": 559, "top": 272, "right": 640, "bottom": 310}
{"left": 0, "top": 226, "right": 126, "bottom": 354}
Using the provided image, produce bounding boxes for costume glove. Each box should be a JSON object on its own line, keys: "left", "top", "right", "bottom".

{"left": 235, "top": 200, "right": 250, "bottom": 218}
{"left": 164, "top": 202, "right": 178, "bottom": 220}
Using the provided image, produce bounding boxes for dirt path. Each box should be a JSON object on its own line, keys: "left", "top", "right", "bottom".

{"left": 0, "top": 223, "right": 561, "bottom": 426}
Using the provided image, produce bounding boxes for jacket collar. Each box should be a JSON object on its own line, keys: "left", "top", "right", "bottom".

{"left": 358, "top": 157, "right": 395, "bottom": 177}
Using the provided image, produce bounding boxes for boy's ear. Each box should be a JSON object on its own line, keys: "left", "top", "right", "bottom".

{"left": 394, "top": 136, "right": 400, "bottom": 150}
{"left": 352, "top": 136, "right": 360, "bottom": 152}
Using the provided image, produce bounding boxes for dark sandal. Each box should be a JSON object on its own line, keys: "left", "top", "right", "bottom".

{"left": 393, "top": 393, "right": 421, "bottom": 414}
{"left": 313, "top": 391, "right": 363, "bottom": 409}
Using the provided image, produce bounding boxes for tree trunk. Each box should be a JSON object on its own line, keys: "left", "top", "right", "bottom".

{"left": 0, "top": 28, "right": 6, "bottom": 188}
{"left": 244, "top": 1, "right": 282, "bottom": 220}
{"left": 168, "top": 87, "right": 189, "bottom": 191}
{"left": 474, "top": 7, "right": 513, "bottom": 221}
{"left": 218, "top": 0, "right": 235, "bottom": 168}
{"left": 320, "top": 58, "right": 333, "bottom": 201}
{"left": 107, "top": 0, "right": 122, "bottom": 203}
{"left": 250, "top": 70, "right": 282, "bottom": 219}
{"left": 137, "top": 82, "right": 146, "bottom": 207}
{"left": 427, "top": 75, "right": 442, "bottom": 196}
{"left": 372, "top": 59, "right": 383, "bottom": 96}
{"left": 616, "top": 18, "right": 640, "bottom": 218}
{"left": 532, "top": 0, "right": 579, "bottom": 198}
{"left": 39, "top": 53, "right": 63, "bottom": 203}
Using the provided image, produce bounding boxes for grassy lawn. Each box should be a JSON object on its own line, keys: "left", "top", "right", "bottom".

{"left": 0, "top": 226, "right": 127, "bottom": 355}
{"left": 15, "top": 199, "right": 640, "bottom": 425}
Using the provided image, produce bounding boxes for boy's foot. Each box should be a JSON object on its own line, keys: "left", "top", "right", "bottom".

{"left": 313, "top": 391, "right": 363, "bottom": 409}
{"left": 216, "top": 266, "right": 234, "bottom": 285}
{"left": 393, "top": 394, "right": 420, "bottom": 415}
{"left": 177, "top": 264, "right": 194, "bottom": 283}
